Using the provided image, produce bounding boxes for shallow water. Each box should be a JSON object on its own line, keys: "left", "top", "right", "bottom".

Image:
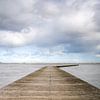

{"left": 61, "top": 63, "right": 100, "bottom": 89}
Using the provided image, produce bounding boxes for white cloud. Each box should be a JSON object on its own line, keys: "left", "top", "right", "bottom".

{"left": 0, "top": 28, "right": 38, "bottom": 47}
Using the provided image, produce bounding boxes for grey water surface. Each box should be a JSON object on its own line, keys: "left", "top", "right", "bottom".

{"left": 0, "top": 63, "right": 45, "bottom": 88}
{"left": 61, "top": 63, "right": 100, "bottom": 89}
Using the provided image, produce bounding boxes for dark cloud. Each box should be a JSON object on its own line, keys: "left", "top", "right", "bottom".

{"left": 0, "top": 0, "right": 35, "bottom": 31}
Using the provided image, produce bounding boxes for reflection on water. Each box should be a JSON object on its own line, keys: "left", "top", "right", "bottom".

{"left": 61, "top": 63, "right": 100, "bottom": 89}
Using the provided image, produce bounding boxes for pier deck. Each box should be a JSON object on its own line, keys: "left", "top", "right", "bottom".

{"left": 0, "top": 66, "right": 100, "bottom": 100}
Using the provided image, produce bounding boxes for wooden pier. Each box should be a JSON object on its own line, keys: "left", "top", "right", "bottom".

{"left": 0, "top": 66, "right": 100, "bottom": 100}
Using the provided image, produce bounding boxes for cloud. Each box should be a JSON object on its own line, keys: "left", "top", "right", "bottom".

{"left": 0, "top": 28, "right": 38, "bottom": 47}
{"left": 0, "top": 0, "right": 35, "bottom": 31}
{"left": 0, "top": 0, "right": 100, "bottom": 57}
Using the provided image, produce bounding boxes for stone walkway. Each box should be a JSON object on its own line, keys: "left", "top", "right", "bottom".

{"left": 0, "top": 66, "right": 100, "bottom": 100}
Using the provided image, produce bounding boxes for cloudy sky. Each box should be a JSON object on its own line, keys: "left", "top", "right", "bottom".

{"left": 0, "top": 0, "right": 100, "bottom": 63}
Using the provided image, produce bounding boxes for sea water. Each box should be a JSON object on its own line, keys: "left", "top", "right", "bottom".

{"left": 61, "top": 63, "right": 100, "bottom": 89}
{"left": 0, "top": 63, "right": 45, "bottom": 88}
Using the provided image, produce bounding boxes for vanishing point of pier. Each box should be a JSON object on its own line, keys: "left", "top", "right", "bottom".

{"left": 0, "top": 66, "right": 100, "bottom": 100}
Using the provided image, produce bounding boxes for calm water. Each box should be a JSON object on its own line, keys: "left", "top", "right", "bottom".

{"left": 0, "top": 63, "right": 100, "bottom": 89}
{"left": 0, "top": 63, "right": 46, "bottom": 88}
{"left": 61, "top": 63, "right": 100, "bottom": 89}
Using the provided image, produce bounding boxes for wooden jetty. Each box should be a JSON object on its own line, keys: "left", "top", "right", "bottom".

{"left": 0, "top": 66, "right": 100, "bottom": 100}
